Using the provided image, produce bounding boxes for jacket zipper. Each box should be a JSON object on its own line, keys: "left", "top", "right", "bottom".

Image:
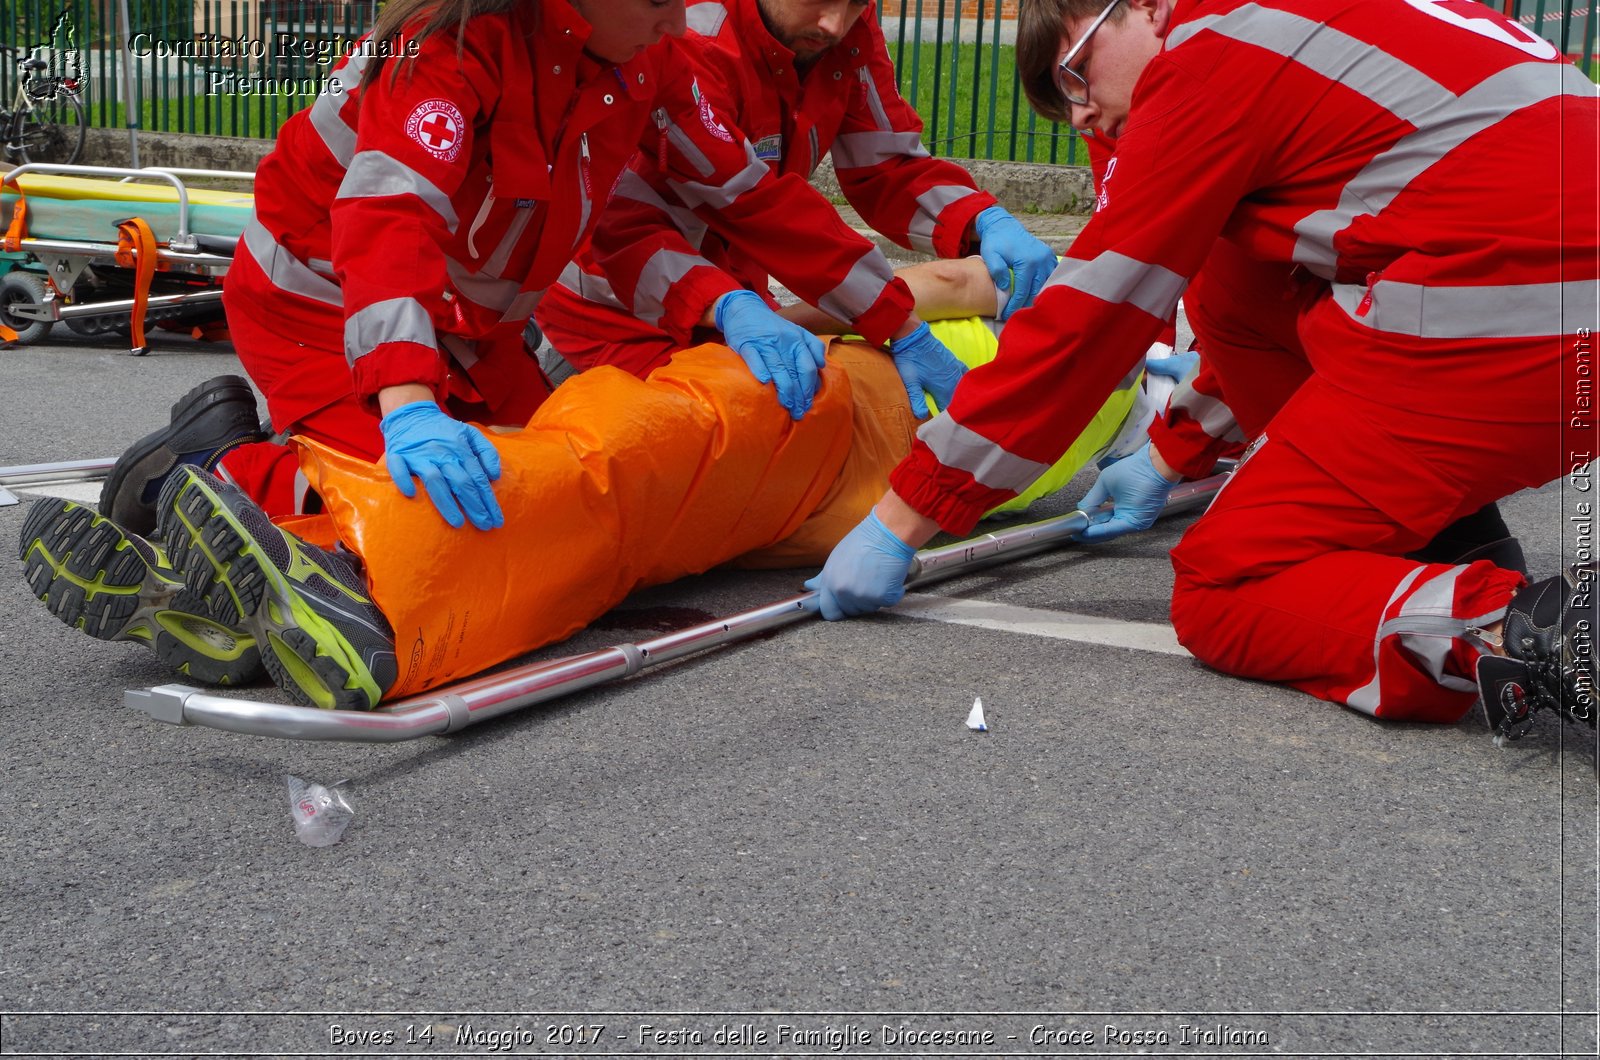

{"left": 1355, "top": 270, "right": 1381, "bottom": 317}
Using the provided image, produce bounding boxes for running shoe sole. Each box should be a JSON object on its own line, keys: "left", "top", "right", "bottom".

{"left": 157, "top": 468, "right": 396, "bottom": 710}
{"left": 18, "top": 497, "right": 265, "bottom": 685}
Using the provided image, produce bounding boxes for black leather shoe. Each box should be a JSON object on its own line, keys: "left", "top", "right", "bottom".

{"left": 1409, "top": 501, "right": 1527, "bottom": 575}
{"left": 99, "top": 375, "right": 265, "bottom": 536}
{"left": 1477, "top": 564, "right": 1597, "bottom": 744}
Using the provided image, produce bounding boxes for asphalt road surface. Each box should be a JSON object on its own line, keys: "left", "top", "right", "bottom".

{"left": 1, "top": 328, "right": 1595, "bottom": 1059}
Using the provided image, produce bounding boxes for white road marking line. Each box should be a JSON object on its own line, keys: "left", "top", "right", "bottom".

{"left": 7, "top": 483, "right": 103, "bottom": 504}
{"left": 896, "top": 592, "right": 1190, "bottom": 657}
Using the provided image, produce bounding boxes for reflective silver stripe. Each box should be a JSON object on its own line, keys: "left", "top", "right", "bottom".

{"left": 634, "top": 249, "right": 714, "bottom": 327}
{"left": 308, "top": 51, "right": 369, "bottom": 166}
{"left": 557, "top": 259, "right": 630, "bottom": 312}
{"left": 482, "top": 202, "right": 534, "bottom": 279}
{"left": 1165, "top": 7, "right": 1589, "bottom": 276}
{"left": 1330, "top": 277, "right": 1596, "bottom": 339}
{"left": 1294, "top": 62, "right": 1596, "bottom": 272}
{"left": 686, "top": 2, "right": 728, "bottom": 35}
{"left": 501, "top": 288, "right": 545, "bottom": 323}
{"left": 1047, "top": 250, "right": 1187, "bottom": 320}
{"left": 919, "top": 414, "right": 1051, "bottom": 494}
{"left": 907, "top": 184, "right": 980, "bottom": 253}
{"left": 816, "top": 248, "right": 897, "bottom": 323}
{"left": 667, "top": 119, "right": 715, "bottom": 179}
{"left": 440, "top": 332, "right": 479, "bottom": 370}
{"left": 446, "top": 256, "right": 520, "bottom": 313}
{"left": 337, "top": 150, "right": 458, "bottom": 232}
{"left": 616, "top": 169, "right": 709, "bottom": 250}
{"left": 1348, "top": 565, "right": 1477, "bottom": 714}
{"left": 344, "top": 297, "right": 437, "bottom": 366}
{"left": 1170, "top": 383, "right": 1241, "bottom": 440}
{"left": 669, "top": 142, "right": 768, "bottom": 211}
{"left": 242, "top": 217, "right": 341, "bottom": 306}
{"left": 1168, "top": 7, "right": 1450, "bottom": 116}
{"left": 830, "top": 130, "right": 928, "bottom": 169}
{"left": 855, "top": 67, "right": 892, "bottom": 130}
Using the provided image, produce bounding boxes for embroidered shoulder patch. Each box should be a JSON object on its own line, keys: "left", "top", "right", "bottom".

{"left": 405, "top": 98, "right": 466, "bottom": 162}
{"left": 690, "top": 78, "right": 736, "bottom": 143}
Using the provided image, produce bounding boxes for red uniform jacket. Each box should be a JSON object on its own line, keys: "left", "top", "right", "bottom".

{"left": 535, "top": 0, "right": 998, "bottom": 375}
{"left": 891, "top": 0, "right": 1598, "bottom": 533}
{"left": 233, "top": 0, "right": 700, "bottom": 426}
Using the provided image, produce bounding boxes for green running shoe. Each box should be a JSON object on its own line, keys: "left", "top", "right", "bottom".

{"left": 157, "top": 467, "right": 398, "bottom": 710}
{"left": 18, "top": 496, "right": 265, "bottom": 685}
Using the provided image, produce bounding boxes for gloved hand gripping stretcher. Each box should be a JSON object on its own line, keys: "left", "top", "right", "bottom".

{"left": 0, "top": 163, "right": 253, "bottom": 353}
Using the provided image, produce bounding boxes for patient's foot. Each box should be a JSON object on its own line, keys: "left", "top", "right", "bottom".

{"left": 157, "top": 467, "right": 397, "bottom": 710}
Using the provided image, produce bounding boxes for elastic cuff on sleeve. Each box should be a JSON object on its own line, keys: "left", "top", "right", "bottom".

{"left": 888, "top": 444, "right": 1008, "bottom": 537}
{"left": 851, "top": 276, "right": 917, "bottom": 347}
{"left": 351, "top": 342, "right": 450, "bottom": 417}
{"left": 660, "top": 268, "right": 745, "bottom": 347}
{"left": 938, "top": 191, "right": 999, "bottom": 259}
{"left": 1147, "top": 416, "right": 1228, "bottom": 481}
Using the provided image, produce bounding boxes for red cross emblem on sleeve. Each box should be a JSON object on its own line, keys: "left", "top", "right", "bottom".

{"left": 405, "top": 99, "right": 467, "bottom": 162}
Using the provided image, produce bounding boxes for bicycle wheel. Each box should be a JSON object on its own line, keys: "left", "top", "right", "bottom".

{"left": 14, "top": 91, "right": 86, "bottom": 165}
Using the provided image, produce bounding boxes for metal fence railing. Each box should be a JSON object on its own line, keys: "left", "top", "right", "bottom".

{"left": 1, "top": 0, "right": 1595, "bottom": 161}
{"left": 2, "top": 0, "right": 378, "bottom": 141}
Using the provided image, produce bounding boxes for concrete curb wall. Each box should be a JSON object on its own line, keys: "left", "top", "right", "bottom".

{"left": 81, "top": 129, "right": 1095, "bottom": 215}
{"left": 83, "top": 128, "right": 276, "bottom": 172}
{"left": 810, "top": 155, "right": 1094, "bottom": 215}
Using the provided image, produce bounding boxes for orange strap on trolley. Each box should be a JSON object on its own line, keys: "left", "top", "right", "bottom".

{"left": 2, "top": 187, "right": 26, "bottom": 252}
{"left": 1, "top": 188, "right": 25, "bottom": 344}
{"left": 114, "top": 216, "right": 159, "bottom": 355}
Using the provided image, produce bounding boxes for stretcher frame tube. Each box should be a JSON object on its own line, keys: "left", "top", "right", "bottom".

{"left": 121, "top": 469, "right": 1230, "bottom": 743}
{"left": 14, "top": 237, "right": 234, "bottom": 270}
{"left": 5, "top": 286, "right": 225, "bottom": 323}
{"left": 0, "top": 457, "right": 118, "bottom": 486}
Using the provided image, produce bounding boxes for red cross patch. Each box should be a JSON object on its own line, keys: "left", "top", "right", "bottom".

{"left": 405, "top": 98, "right": 467, "bottom": 162}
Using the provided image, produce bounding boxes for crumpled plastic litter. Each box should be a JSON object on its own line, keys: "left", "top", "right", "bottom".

{"left": 966, "top": 697, "right": 989, "bottom": 732}
{"left": 287, "top": 775, "right": 355, "bottom": 847}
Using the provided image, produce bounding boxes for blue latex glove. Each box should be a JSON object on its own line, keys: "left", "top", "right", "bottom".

{"left": 890, "top": 321, "right": 967, "bottom": 419}
{"left": 1076, "top": 442, "right": 1180, "bottom": 543}
{"left": 801, "top": 511, "right": 917, "bottom": 621}
{"left": 715, "top": 289, "right": 828, "bottom": 420}
{"left": 1145, "top": 348, "right": 1201, "bottom": 382}
{"left": 379, "top": 400, "right": 504, "bottom": 531}
{"left": 974, "top": 205, "right": 1057, "bottom": 321}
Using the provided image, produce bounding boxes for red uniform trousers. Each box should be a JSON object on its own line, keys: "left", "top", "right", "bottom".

{"left": 540, "top": 307, "right": 698, "bottom": 379}
{"left": 1168, "top": 247, "right": 1548, "bottom": 723}
{"left": 217, "top": 244, "right": 503, "bottom": 518}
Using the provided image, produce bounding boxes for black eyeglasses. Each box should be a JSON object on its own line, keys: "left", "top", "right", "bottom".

{"left": 1054, "top": 0, "right": 1125, "bottom": 106}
